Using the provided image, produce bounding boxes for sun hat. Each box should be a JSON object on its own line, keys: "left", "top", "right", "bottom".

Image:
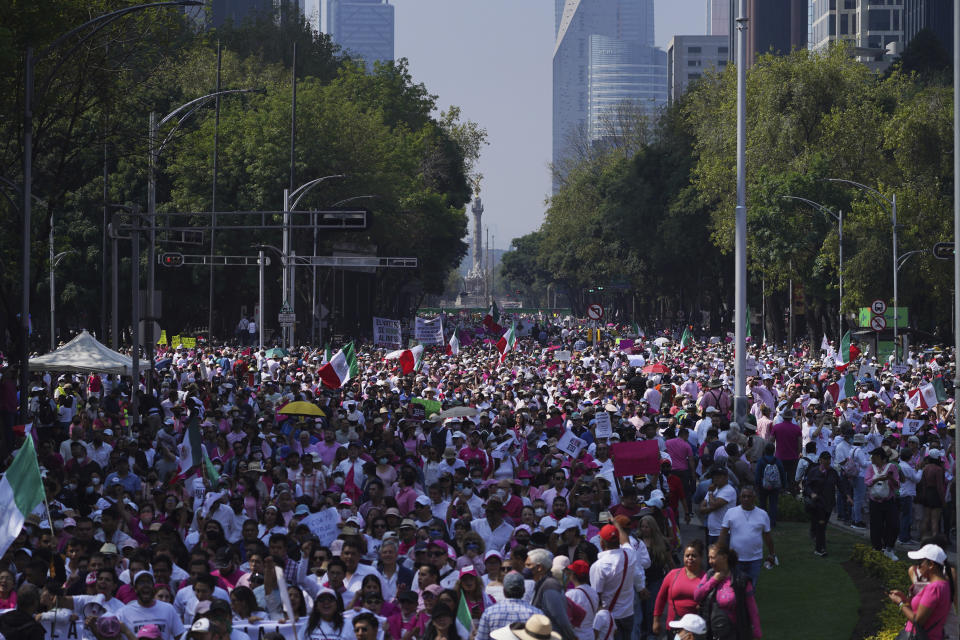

{"left": 668, "top": 614, "right": 707, "bottom": 635}
{"left": 907, "top": 544, "right": 947, "bottom": 565}
{"left": 491, "top": 614, "right": 561, "bottom": 640}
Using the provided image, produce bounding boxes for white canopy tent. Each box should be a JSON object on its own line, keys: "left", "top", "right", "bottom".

{"left": 28, "top": 330, "right": 142, "bottom": 375}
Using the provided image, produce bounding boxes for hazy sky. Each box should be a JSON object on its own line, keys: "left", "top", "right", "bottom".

{"left": 385, "top": 0, "right": 706, "bottom": 248}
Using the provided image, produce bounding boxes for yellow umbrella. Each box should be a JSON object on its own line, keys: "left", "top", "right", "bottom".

{"left": 279, "top": 401, "right": 326, "bottom": 417}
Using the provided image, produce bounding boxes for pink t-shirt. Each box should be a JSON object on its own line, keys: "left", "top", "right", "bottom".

{"left": 665, "top": 438, "right": 694, "bottom": 471}
{"left": 771, "top": 421, "right": 802, "bottom": 461}
{"left": 907, "top": 580, "right": 952, "bottom": 640}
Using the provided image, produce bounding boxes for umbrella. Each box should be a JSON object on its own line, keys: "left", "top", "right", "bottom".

{"left": 265, "top": 347, "right": 289, "bottom": 358}
{"left": 653, "top": 337, "right": 672, "bottom": 347}
{"left": 437, "top": 406, "right": 480, "bottom": 420}
{"left": 642, "top": 363, "right": 670, "bottom": 374}
{"left": 278, "top": 401, "right": 326, "bottom": 417}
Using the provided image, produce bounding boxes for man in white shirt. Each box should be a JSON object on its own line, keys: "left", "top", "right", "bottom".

{"left": 589, "top": 521, "right": 636, "bottom": 640}
{"left": 700, "top": 466, "right": 738, "bottom": 544}
{"left": 118, "top": 572, "right": 185, "bottom": 640}
{"left": 469, "top": 499, "right": 513, "bottom": 554}
{"left": 719, "top": 485, "right": 776, "bottom": 588}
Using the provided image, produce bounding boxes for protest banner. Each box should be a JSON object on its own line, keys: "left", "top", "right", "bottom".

{"left": 557, "top": 430, "right": 586, "bottom": 458}
{"left": 414, "top": 316, "right": 444, "bottom": 345}
{"left": 38, "top": 611, "right": 80, "bottom": 640}
{"left": 594, "top": 412, "right": 613, "bottom": 439}
{"left": 902, "top": 418, "right": 925, "bottom": 435}
{"left": 859, "top": 364, "right": 877, "bottom": 381}
{"left": 411, "top": 397, "right": 442, "bottom": 417}
{"left": 617, "top": 339, "right": 634, "bottom": 351}
{"left": 299, "top": 507, "right": 341, "bottom": 546}
{"left": 554, "top": 350, "right": 572, "bottom": 362}
{"left": 843, "top": 408, "right": 865, "bottom": 426}
{"left": 157, "top": 330, "right": 167, "bottom": 345}
{"left": 181, "top": 336, "right": 197, "bottom": 348}
{"left": 372, "top": 317, "right": 402, "bottom": 349}
{"left": 611, "top": 440, "right": 661, "bottom": 476}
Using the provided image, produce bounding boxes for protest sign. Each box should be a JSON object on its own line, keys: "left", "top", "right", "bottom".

{"left": 627, "top": 355, "right": 646, "bottom": 367}
{"left": 181, "top": 336, "right": 197, "bottom": 348}
{"left": 902, "top": 418, "right": 925, "bottom": 435}
{"left": 745, "top": 357, "right": 758, "bottom": 377}
{"left": 594, "top": 412, "right": 613, "bottom": 439}
{"left": 554, "top": 350, "right": 572, "bottom": 362}
{"left": 39, "top": 611, "right": 80, "bottom": 640}
{"left": 859, "top": 364, "right": 877, "bottom": 381}
{"left": 157, "top": 330, "right": 167, "bottom": 345}
{"left": 891, "top": 364, "right": 910, "bottom": 376}
{"left": 412, "top": 397, "right": 442, "bottom": 417}
{"left": 415, "top": 316, "right": 444, "bottom": 345}
{"left": 373, "top": 317, "right": 402, "bottom": 349}
{"left": 299, "top": 507, "right": 341, "bottom": 546}
{"left": 843, "top": 408, "right": 865, "bottom": 426}
{"left": 611, "top": 440, "right": 662, "bottom": 476}
{"left": 617, "top": 339, "right": 634, "bottom": 351}
{"left": 557, "top": 430, "right": 587, "bottom": 458}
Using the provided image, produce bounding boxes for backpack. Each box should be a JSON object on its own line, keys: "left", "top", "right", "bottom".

{"left": 761, "top": 461, "right": 782, "bottom": 490}
{"left": 38, "top": 400, "right": 56, "bottom": 426}
{"left": 869, "top": 463, "right": 892, "bottom": 500}
{"left": 841, "top": 453, "right": 859, "bottom": 478}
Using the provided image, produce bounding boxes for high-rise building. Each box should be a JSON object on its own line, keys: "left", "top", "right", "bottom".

{"left": 903, "top": 0, "right": 953, "bottom": 53}
{"left": 667, "top": 35, "right": 729, "bottom": 102}
{"left": 707, "top": 0, "right": 730, "bottom": 36}
{"left": 809, "top": 1, "right": 906, "bottom": 70}
{"left": 553, "top": 0, "right": 664, "bottom": 179}
{"left": 327, "top": 0, "right": 394, "bottom": 70}
{"left": 729, "top": 0, "right": 806, "bottom": 67}
{"left": 203, "top": 0, "right": 274, "bottom": 28}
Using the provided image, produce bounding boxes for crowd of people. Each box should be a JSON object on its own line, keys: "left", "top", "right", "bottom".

{"left": 0, "top": 316, "right": 957, "bottom": 640}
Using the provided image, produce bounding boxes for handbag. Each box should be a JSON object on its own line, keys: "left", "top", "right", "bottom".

{"left": 895, "top": 626, "right": 930, "bottom": 640}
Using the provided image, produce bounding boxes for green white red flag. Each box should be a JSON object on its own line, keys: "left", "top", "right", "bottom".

{"left": 319, "top": 342, "right": 359, "bottom": 389}
{"left": 496, "top": 322, "right": 516, "bottom": 363}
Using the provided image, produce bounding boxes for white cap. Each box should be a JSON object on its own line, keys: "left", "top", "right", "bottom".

{"left": 554, "top": 516, "right": 581, "bottom": 536}
{"left": 668, "top": 613, "right": 707, "bottom": 635}
{"left": 189, "top": 619, "right": 211, "bottom": 634}
{"left": 907, "top": 544, "right": 947, "bottom": 565}
{"left": 415, "top": 494, "right": 432, "bottom": 506}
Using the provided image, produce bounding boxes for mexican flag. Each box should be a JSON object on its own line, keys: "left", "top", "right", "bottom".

{"left": 322, "top": 344, "right": 332, "bottom": 365}
{"left": 177, "top": 415, "right": 204, "bottom": 477}
{"left": 826, "top": 372, "right": 856, "bottom": 404}
{"left": 906, "top": 383, "right": 939, "bottom": 410}
{"left": 836, "top": 330, "right": 860, "bottom": 367}
{"left": 932, "top": 375, "right": 948, "bottom": 403}
{"left": 385, "top": 345, "right": 424, "bottom": 375}
{"left": 0, "top": 436, "right": 45, "bottom": 558}
{"left": 483, "top": 302, "right": 503, "bottom": 334}
{"left": 496, "top": 322, "right": 517, "bottom": 363}
{"left": 679, "top": 327, "right": 693, "bottom": 351}
{"left": 447, "top": 330, "right": 460, "bottom": 356}
{"left": 455, "top": 592, "right": 473, "bottom": 638}
{"left": 318, "top": 342, "right": 359, "bottom": 389}
{"left": 632, "top": 322, "right": 644, "bottom": 338}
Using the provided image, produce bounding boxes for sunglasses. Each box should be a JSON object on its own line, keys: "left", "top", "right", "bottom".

{"left": 430, "top": 551, "right": 446, "bottom": 557}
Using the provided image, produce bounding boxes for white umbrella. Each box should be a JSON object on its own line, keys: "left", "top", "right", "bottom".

{"left": 437, "top": 406, "right": 480, "bottom": 420}
{"left": 653, "top": 337, "right": 672, "bottom": 347}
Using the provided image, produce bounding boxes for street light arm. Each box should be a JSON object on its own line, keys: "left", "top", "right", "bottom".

{"left": 896, "top": 249, "right": 930, "bottom": 272}
{"left": 251, "top": 243, "right": 287, "bottom": 265}
{"left": 781, "top": 195, "right": 840, "bottom": 222}
{"left": 329, "top": 194, "right": 383, "bottom": 208}
{"left": 157, "top": 88, "right": 266, "bottom": 154}
{"left": 289, "top": 174, "right": 348, "bottom": 209}
{"left": 36, "top": 1, "right": 202, "bottom": 98}
{"left": 826, "top": 178, "right": 894, "bottom": 209}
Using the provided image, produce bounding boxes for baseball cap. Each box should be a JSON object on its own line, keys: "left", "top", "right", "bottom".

{"left": 415, "top": 495, "right": 432, "bottom": 506}
{"left": 133, "top": 570, "right": 154, "bottom": 585}
{"left": 567, "top": 560, "right": 590, "bottom": 577}
{"left": 554, "top": 516, "right": 581, "bottom": 536}
{"left": 669, "top": 614, "right": 707, "bottom": 635}
{"left": 907, "top": 544, "right": 947, "bottom": 565}
{"left": 137, "top": 625, "right": 162, "bottom": 639}
{"left": 599, "top": 524, "right": 619, "bottom": 542}
{"left": 189, "top": 619, "right": 211, "bottom": 634}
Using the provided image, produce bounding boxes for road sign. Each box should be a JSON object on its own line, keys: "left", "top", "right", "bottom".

{"left": 933, "top": 242, "right": 955, "bottom": 259}
{"left": 586, "top": 304, "right": 604, "bottom": 320}
{"left": 870, "top": 315, "right": 887, "bottom": 331}
{"left": 870, "top": 299, "right": 887, "bottom": 315}
{"left": 278, "top": 313, "right": 296, "bottom": 325}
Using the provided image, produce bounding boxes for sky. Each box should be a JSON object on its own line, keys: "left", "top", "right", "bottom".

{"left": 379, "top": 1, "right": 707, "bottom": 248}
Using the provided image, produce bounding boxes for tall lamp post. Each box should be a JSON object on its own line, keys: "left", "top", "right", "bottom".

{"left": 952, "top": 0, "right": 958, "bottom": 603}
{"left": 147, "top": 88, "right": 263, "bottom": 392}
{"left": 827, "top": 178, "right": 899, "bottom": 363}
{"left": 19, "top": 0, "right": 200, "bottom": 421}
{"left": 782, "top": 196, "right": 843, "bottom": 335}
{"left": 733, "top": 0, "right": 749, "bottom": 424}
{"left": 48, "top": 215, "right": 76, "bottom": 351}
{"left": 282, "top": 174, "right": 347, "bottom": 347}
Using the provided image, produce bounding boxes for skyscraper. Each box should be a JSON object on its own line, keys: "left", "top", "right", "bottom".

{"left": 707, "top": 0, "right": 730, "bottom": 36}
{"left": 327, "top": 0, "right": 394, "bottom": 70}
{"left": 903, "top": 0, "right": 953, "bottom": 54}
{"left": 809, "top": 0, "right": 911, "bottom": 71}
{"left": 734, "top": 0, "right": 807, "bottom": 67}
{"left": 553, "top": 0, "right": 664, "bottom": 179}
{"left": 204, "top": 0, "right": 274, "bottom": 28}
{"left": 667, "top": 35, "right": 729, "bottom": 102}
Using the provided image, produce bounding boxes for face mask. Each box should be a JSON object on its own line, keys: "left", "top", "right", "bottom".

{"left": 521, "top": 479, "right": 530, "bottom": 486}
{"left": 85, "top": 486, "right": 95, "bottom": 494}
{"left": 534, "top": 508, "right": 545, "bottom": 517}
{"left": 334, "top": 477, "right": 344, "bottom": 486}
{"left": 521, "top": 568, "right": 534, "bottom": 579}
{"left": 463, "top": 488, "right": 473, "bottom": 497}
{"left": 471, "top": 478, "right": 482, "bottom": 485}
{"left": 379, "top": 458, "right": 389, "bottom": 464}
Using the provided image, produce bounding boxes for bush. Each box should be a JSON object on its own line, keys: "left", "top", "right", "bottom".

{"left": 777, "top": 492, "right": 809, "bottom": 522}
{"left": 850, "top": 544, "right": 911, "bottom": 640}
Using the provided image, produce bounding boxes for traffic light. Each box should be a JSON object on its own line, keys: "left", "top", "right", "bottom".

{"left": 932, "top": 242, "right": 955, "bottom": 260}
{"left": 160, "top": 252, "right": 184, "bottom": 267}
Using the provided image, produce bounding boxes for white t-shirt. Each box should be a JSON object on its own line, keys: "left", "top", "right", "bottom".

{"left": 308, "top": 618, "right": 355, "bottom": 640}
{"left": 117, "top": 600, "right": 185, "bottom": 640}
{"left": 720, "top": 505, "right": 771, "bottom": 562}
{"left": 706, "top": 484, "right": 738, "bottom": 536}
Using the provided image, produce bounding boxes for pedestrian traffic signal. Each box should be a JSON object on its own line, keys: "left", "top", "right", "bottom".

{"left": 932, "top": 242, "right": 955, "bottom": 260}
{"left": 160, "top": 252, "right": 184, "bottom": 267}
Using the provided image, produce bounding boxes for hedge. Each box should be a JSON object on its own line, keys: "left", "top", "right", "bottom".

{"left": 777, "top": 492, "right": 809, "bottom": 522}
{"left": 850, "top": 544, "right": 911, "bottom": 640}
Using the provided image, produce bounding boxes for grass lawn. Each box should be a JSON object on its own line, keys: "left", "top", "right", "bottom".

{"left": 754, "top": 521, "right": 864, "bottom": 640}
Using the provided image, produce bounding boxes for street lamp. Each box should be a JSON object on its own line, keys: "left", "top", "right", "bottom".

{"left": 253, "top": 243, "right": 287, "bottom": 351}
{"left": 148, "top": 88, "right": 264, "bottom": 392}
{"left": 19, "top": 0, "right": 200, "bottom": 421}
{"left": 733, "top": 0, "right": 749, "bottom": 424}
{"left": 782, "top": 196, "right": 843, "bottom": 336}
{"left": 48, "top": 213, "right": 76, "bottom": 351}
{"left": 282, "top": 174, "right": 347, "bottom": 347}
{"left": 827, "top": 178, "right": 899, "bottom": 363}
